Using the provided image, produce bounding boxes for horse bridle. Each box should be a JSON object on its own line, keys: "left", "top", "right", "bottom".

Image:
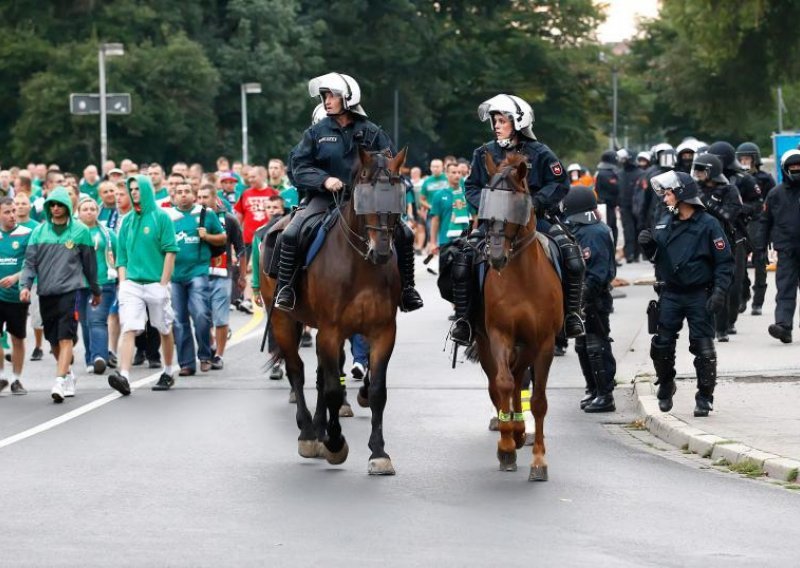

{"left": 485, "top": 165, "right": 538, "bottom": 260}
{"left": 334, "top": 153, "right": 401, "bottom": 260}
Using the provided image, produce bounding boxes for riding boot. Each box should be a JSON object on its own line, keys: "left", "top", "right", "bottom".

{"left": 274, "top": 240, "right": 298, "bottom": 311}
{"left": 575, "top": 336, "right": 596, "bottom": 409}
{"left": 397, "top": 231, "right": 424, "bottom": 312}
{"left": 691, "top": 338, "right": 716, "bottom": 417}
{"left": 651, "top": 340, "right": 677, "bottom": 412}
{"left": 549, "top": 223, "right": 585, "bottom": 338}
{"left": 583, "top": 334, "right": 615, "bottom": 413}
{"left": 450, "top": 251, "right": 473, "bottom": 346}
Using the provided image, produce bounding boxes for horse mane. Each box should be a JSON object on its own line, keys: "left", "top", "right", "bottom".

{"left": 502, "top": 153, "right": 528, "bottom": 168}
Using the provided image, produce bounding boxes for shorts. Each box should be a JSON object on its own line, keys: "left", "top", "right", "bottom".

{"left": 209, "top": 276, "right": 232, "bottom": 327}
{"left": 118, "top": 280, "right": 174, "bottom": 335}
{"left": 0, "top": 300, "right": 30, "bottom": 339}
{"left": 39, "top": 291, "right": 79, "bottom": 345}
{"left": 30, "top": 284, "right": 43, "bottom": 329}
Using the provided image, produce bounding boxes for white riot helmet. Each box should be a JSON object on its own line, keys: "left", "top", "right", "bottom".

{"left": 477, "top": 94, "right": 536, "bottom": 145}
{"left": 652, "top": 142, "right": 677, "bottom": 169}
{"left": 311, "top": 103, "right": 327, "bottom": 125}
{"left": 307, "top": 72, "right": 367, "bottom": 117}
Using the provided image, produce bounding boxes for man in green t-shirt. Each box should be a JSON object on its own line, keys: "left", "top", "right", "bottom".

{"left": 79, "top": 165, "right": 101, "bottom": 201}
{"left": 429, "top": 162, "right": 471, "bottom": 256}
{"left": 0, "top": 197, "right": 34, "bottom": 395}
{"left": 419, "top": 159, "right": 448, "bottom": 211}
{"left": 168, "top": 180, "right": 225, "bottom": 375}
{"left": 268, "top": 158, "right": 299, "bottom": 213}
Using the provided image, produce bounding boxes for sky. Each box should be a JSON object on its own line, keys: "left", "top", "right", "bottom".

{"left": 595, "top": 0, "right": 660, "bottom": 44}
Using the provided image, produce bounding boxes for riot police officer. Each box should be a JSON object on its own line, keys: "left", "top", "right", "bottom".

{"left": 563, "top": 187, "right": 617, "bottom": 413}
{"left": 616, "top": 149, "right": 642, "bottom": 263}
{"left": 691, "top": 153, "right": 743, "bottom": 342}
{"left": 675, "top": 138, "right": 705, "bottom": 174}
{"left": 275, "top": 73, "right": 423, "bottom": 312}
{"left": 636, "top": 143, "right": 677, "bottom": 231}
{"left": 737, "top": 141, "right": 776, "bottom": 315}
{"left": 638, "top": 171, "right": 734, "bottom": 417}
{"left": 450, "top": 94, "right": 583, "bottom": 345}
{"left": 595, "top": 150, "right": 620, "bottom": 248}
{"left": 760, "top": 150, "right": 800, "bottom": 343}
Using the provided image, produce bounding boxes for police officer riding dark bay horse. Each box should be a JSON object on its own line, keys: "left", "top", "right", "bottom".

{"left": 262, "top": 73, "right": 415, "bottom": 475}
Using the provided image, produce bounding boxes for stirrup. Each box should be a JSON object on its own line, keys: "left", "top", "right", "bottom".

{"left": 274, "top": 286, "right": 296, "bottom": 311}
{"left": 449, "top": 319, "right": 473, "bottom": 347}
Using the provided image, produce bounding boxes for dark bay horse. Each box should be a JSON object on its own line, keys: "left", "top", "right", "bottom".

{"left": 261, "top": 148, "right": 407, "bottom": 475}
{"left": 473, "top": 153, "right": 563, "bottom": 481}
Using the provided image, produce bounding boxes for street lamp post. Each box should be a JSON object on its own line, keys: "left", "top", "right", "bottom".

{"left": 99, "top": 43, "right": 124, "bottom": 167}
{"left": 241, "top": 82, "right": 262, "bottom": 165}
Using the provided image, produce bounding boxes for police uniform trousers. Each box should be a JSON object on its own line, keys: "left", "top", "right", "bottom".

{"left": 655, "top": 289, "right": 715, "bottom": 345}
{"left": 743, "top": 218, "right": 768, "bottom": 308}
{"left": 717, "top": 243, "right": 745, "bottom": 333}
{"left": 774, "top": 248, "right": 800, "bottom": 328}
{"left": 575, "top": 297, "right": 616, "bottom": 395}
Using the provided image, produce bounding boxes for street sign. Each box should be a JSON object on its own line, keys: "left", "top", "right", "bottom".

{"left": 69, "top": 93, "right": 132, "bottom": 115}
{"left": 771, "top": 132, "right": 800, "bottom": 183}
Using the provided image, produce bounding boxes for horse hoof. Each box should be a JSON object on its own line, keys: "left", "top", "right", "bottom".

{"left": 357, "top": 389, "right": 369, "bottom": 408}
{"left": 368, "top": 457, "right": 396, "bottom": 476}
{"left": 528, "top": 465, "right": 548, "bottom": 482}
{"left": 323, "top": 440, "right": 349, "bottom": 465}
{"left": 497, "top": 450, "right": 517, "bottom": 472}
{"left": 339, "top": 403, "right": 354, "bottom": 418}
{"left": 488, "top": 417, "right": 499, "bottom": 431}
{"left": 524, "top": 433, "right": 535, "bottom": 447}
{"left": 288, "top": 390, "right": 297, "bottom": 404}
{"left": 298, "top": 440, "right": 322, "bottom": 459}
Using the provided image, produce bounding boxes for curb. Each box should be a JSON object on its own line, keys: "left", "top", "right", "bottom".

{"left": 632, "top": 378, "right": 800, "bottom": 483}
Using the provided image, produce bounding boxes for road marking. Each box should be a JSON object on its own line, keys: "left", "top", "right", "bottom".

{"left": 0, "top": 314, "right": 264, "bottom": 451}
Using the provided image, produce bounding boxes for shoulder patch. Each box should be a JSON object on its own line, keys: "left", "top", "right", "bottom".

{"left": 550, "top": 162, "right": 563, "bottom": 176}
{"left": 714, "top": 237, "right": 726, "bottom": 251}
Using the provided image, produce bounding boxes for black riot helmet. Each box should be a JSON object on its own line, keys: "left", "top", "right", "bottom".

{"left": 651, "top": 170, "right": 704, "bottom": 207}
{"left": 562, "top": 186, "right": 599, "bottom": 224}
{"left": 780, "top": 150, "right": 800, "bottom": 186}
{"left": 708, "top": 141, "right": 744, "bottom": 173}
{"left": 600, "top": 150, "right": 617, "bottom": 164}
{"left": 736, "top": 141, "right": 762, "bottom": 168}
{"left": 692, "top": 153, "right": 727, "bottom": 184}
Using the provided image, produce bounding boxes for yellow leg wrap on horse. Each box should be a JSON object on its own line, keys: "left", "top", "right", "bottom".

{"left": 521, "top": 388, "right": 531, "bottom": 412}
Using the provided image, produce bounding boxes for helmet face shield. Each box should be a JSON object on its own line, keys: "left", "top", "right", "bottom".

{"left": 658, "top": 150, "right": 677, "bottom": 168}
{"left": 651, "top": 170, "right": 682, "bottom": 196}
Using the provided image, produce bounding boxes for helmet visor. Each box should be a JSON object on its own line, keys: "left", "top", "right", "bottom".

{"left": 651, "top": 170, "right": 682, "bottom": 196}
{"left": 658, "top": 151, "right": 677, "bottom": 168}
{"left": 308, "top": 74, "right": 349, "bottom": 99}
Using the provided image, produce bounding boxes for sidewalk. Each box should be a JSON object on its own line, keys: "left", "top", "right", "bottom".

{"left": 614, "top": 262, "right": 800, "bottom": 483}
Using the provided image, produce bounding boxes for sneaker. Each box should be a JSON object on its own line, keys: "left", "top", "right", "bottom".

{"left": 351, "top": 362, "right": 366, "bottom": 381}
{"left": 63, "top": 371, "right": 76, "bottom": 397}
{"left": 200, "top": 360, "right": 212, "bottom": 373}
{"left": 148, "top": 359, "right": 162, "bottom": 369}
{"left": 108, "top": 352, "right": 118, "bottom": 368}
{"left": 86, "top": 365, "right": 94, "bottom": 375}
{"left": 133, "top": 350, "right": 146, "bottom": 366}
{"left": 30, "top": 347, "right": 43, "bottom": 361}
{"left": 10, "top": 380, "right": 27, "bottom": 395}
{"left": 152, "top": 373, "right": 174, "bottom": 391}
{"left": 300, "top": 330, "right": 313, "bottom": 348}
{"left": 0, "top": 378, "right": 8, "bottom": 393}
{"left": 108, "top": 371, "right": 131, "bottom": 396}
{"left": 179, "top": 367, "right": 196, "bottom": 376}
{"left": 210, "top": 355, "right": 224, "bottom": 370}
{"left": 51, "top": 377, "right": 65, "bottom": 403}
{"left": 269, "top": 365, "right": 284, "bottom": 381}
{"left": 238, "top": 299, "right": 254, "bottom": 314}
{"left": 93, "top": 357, "right": 107, "bottom": 375}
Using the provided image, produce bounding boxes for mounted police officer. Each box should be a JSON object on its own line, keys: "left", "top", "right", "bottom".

{"left": 449, "top": 94, "right": 584, "bottom": 345}
{"left": 594, "top": 150, "right": 620, "bottom": 248}
{"left": 563, "top": 187, "right": 617, "bottom": 413}
{"left": 274, "top": 73, "right": 423, "bottom": 312}
{"left": 760, "top": 150, "right": 800, "bottom": 344}
{"left": 638, "top": 171, "right": 733, "bottom": 417}
{"left": 736, "top": 141, "right": 776, "bottom": 315}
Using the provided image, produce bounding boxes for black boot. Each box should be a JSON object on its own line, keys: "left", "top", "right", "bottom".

{"left": 274, "top": 240, "right": 298, "bottom": 311}
{"left": 768, "top": 323, "right": 792, "bottom": 343}
{"left": 583, "top": 334, "right": 615, "bottom": 413}
{"left": 575, "top": 337, "right": 596, "bottom": 409}
{"left": 449, "top": 251, "right": 473, "bottom": 346}
{"left": 691, "top": 339, "right": 716, "bottom": 417}
{"left": 397, "top": 230, "right": 423, "bottom": 312}
{"left": 550, "top": 224, "right": 585, "bottom": 338}
{"left": 651, "top": 341, "right": 676, "bottom": 412}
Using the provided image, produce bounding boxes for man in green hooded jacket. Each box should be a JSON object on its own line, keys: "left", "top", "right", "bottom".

{"left": 107, "top": 174, "right": 180, "bottom": 396}
{"left": 20, "top": 187, "right": 100, "bottom": 403}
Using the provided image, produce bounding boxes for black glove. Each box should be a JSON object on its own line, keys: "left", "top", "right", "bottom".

{"left": 638, "top": 229, "right": 654, "bottom": 247}
{"left": 706, "top": 288, "right": 726, "bottom": 313}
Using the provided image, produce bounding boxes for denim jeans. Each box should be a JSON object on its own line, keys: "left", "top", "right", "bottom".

{"left": 77, "top": 283, "right": 116, "bottom": 365}
{"left": 350, "top": 334, "right": 369, "bottom": 366}
{"left": 172, "top": 275, "right": 212, "bottom": 370}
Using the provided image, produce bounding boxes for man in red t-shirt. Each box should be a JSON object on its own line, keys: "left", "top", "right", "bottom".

{"left": 234, "top": 166, "right": 277, "bottom": 312}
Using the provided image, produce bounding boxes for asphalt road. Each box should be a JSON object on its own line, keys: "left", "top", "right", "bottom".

{"left": 0, "top": 265, "right": 797, "bottom": 567}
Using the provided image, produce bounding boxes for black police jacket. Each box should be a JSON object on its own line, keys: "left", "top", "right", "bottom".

{"left": 642, "top": 210, "right": 734, "bottom": 292}
{"left": 760, "top": 182, "right": 800, "bottom": 252}
{"left": 730, "top": 172, "right": 763, "bottom": 220}
{"left": 754, "top": 170, "right": 776, "bottom": 201}
{"left": 594, "top": 163, "right": 619, "bottom": 206}
{"left": 569, "top": 220, "right": 616, "bottom": 300}
{"left": 699, "top": 182, "right": 743, "bottom": 243}
{"left": 618, "top": 164, "right": 642, "bottom": 209}
{"left": 291, "top": 115, "right": 395, "bottom": 196}
{"left": 464, "top": 139, "right": 568, "bottom": 214}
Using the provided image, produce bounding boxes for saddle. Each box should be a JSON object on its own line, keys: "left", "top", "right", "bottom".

{"left": 263, "top": 208, "right": 339, "bottom": 280}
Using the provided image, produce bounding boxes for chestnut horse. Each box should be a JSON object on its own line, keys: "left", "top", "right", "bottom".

{"left": 261, "top": 148, "right": 407, "bottom": 475}
{"left": 473, "top": 153, "right": 563, "bottom": 481}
